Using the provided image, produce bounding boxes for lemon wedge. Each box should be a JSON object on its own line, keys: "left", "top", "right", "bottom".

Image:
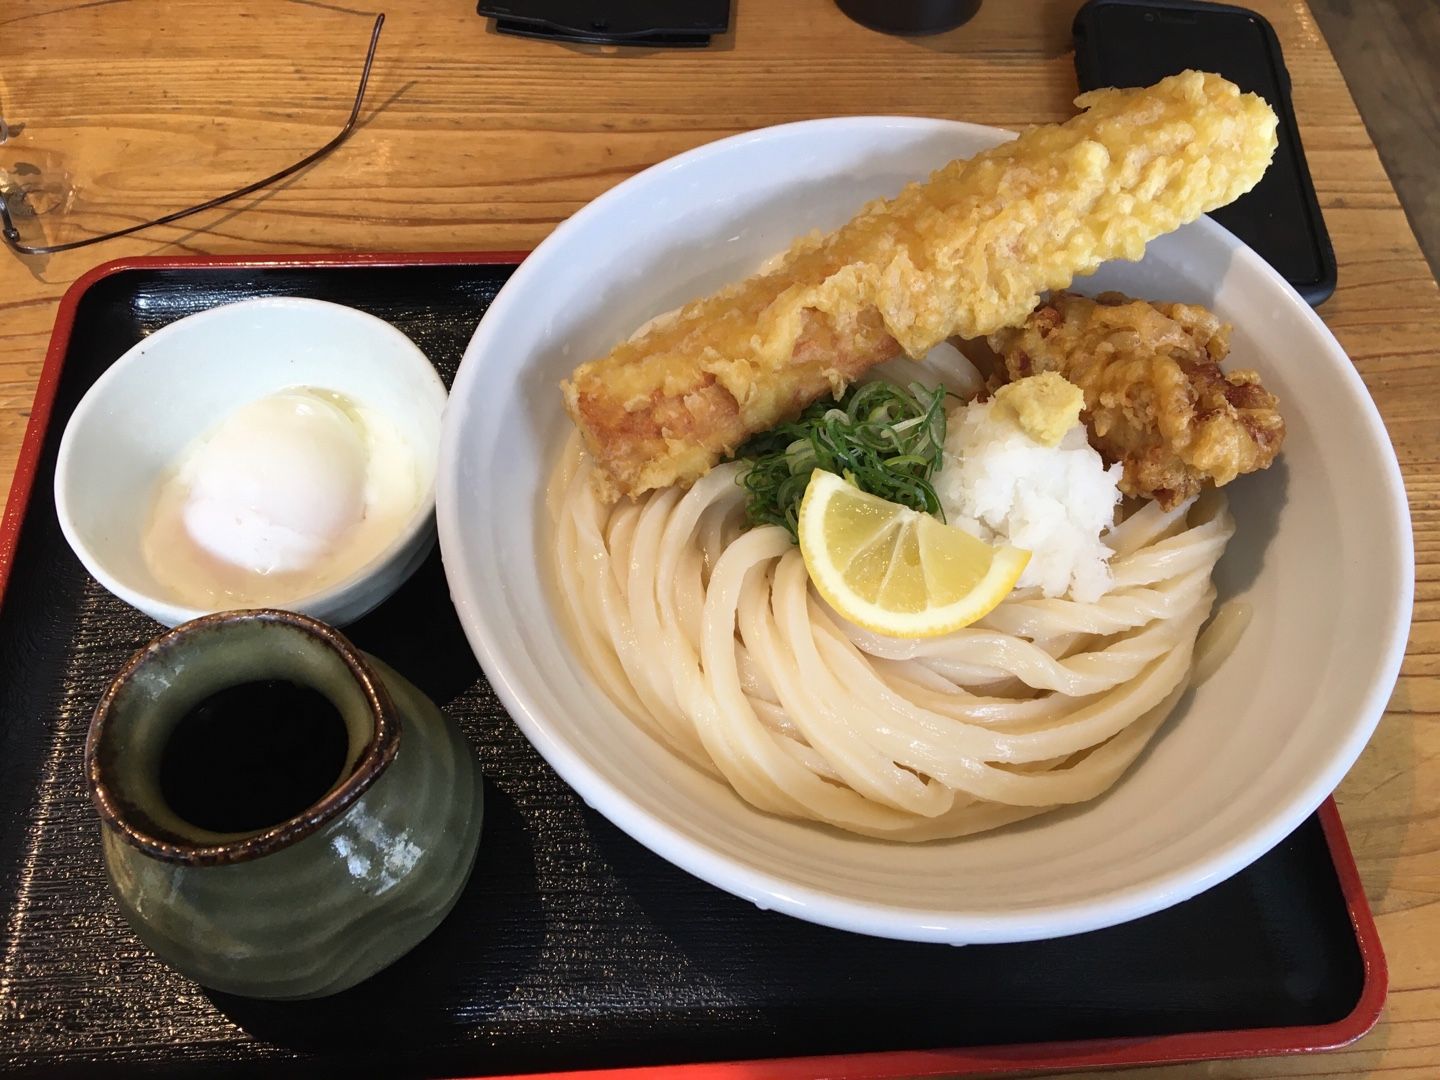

{"left": 797, "top": 470, "right": 1030, "bottom": 638}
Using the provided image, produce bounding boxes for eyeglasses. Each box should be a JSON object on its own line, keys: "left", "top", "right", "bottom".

{"left": 0, "top": 13, "right": 384, "bottom": 258}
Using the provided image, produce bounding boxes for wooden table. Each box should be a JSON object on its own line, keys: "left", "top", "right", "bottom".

{"left": 1, "top": 1, "right": 1435, "bottom": 1076}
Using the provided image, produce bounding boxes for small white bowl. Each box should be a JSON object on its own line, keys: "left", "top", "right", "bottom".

{"left": 437, "top": 117, "right": 1412, "bottom": 944}
{"left": 56, "top": 297, "right": 447, "bottom": 627}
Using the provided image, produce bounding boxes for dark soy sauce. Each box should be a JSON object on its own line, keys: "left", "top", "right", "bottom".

{"left": 159, "top": 680, "right": 350, "bottom": 834}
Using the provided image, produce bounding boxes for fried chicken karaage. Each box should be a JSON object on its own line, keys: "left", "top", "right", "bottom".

{"left": 987, "top": 291, "right": 1285, "bottom": 509}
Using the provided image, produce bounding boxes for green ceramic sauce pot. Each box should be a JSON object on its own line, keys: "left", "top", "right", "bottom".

{"left": 85, "top": 609, "right": 483, "bottom": 1000}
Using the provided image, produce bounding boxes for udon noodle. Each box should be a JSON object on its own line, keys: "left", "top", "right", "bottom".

{"left": 549, "top": 427, "right": 1235, "bottom": 841}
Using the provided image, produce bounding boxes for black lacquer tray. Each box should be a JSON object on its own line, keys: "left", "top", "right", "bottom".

{"left": 0, "top": 253, "right": 1385, "bottom": 1079}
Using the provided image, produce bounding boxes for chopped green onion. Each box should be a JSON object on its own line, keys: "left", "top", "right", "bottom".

{"left": 735, "top": 379, "right": 948, "bottom": 541}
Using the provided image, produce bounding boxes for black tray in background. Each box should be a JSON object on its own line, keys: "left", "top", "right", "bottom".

{"left": 0, "top": 255, "right": 1382, "bottom": 1079}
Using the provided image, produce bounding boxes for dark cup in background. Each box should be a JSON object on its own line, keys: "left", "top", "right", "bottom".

{"left": 836, "top": 0, "right": 981, "bottom": 35}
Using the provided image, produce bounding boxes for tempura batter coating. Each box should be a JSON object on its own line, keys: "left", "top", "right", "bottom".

{"left": 563, "top": 71, "right": 1279, "bottom": 500}
{"left": 988, "top": 291, "right": 1285, "bottom": 508}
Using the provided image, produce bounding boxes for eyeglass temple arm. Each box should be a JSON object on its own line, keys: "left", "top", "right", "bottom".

{"left": 0, "top": 13, "right": 384, "bottom": 257}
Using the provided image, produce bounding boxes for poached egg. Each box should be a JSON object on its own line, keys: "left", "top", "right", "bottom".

{"left": 143, "top": 388, "right": 419, "bottom": 609}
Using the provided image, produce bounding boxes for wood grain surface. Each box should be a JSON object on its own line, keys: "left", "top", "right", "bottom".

{"left": 1, "top": 1, "right": 1436, "bottom": 1076}
{"left": 1308, "top": 0, "right": 1440, "bottom": 279}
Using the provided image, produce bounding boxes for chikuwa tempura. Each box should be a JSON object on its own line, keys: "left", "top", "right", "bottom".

{"left": 549, "top": 71, "right": 1286, "bottom": 840}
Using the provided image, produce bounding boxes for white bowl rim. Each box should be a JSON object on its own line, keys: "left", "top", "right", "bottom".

{"left": 437, "top": 115, "right": 1414, "bottom": 942}
{"left": 55, "top": 295, "right": 447, "bottom": 628}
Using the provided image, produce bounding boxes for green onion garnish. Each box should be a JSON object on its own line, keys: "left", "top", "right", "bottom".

{"left": 735, "top": 379, "right": 948, "bottom": 541}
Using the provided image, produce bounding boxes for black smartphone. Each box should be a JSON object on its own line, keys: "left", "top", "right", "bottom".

{"left": 1073, "top": 0, "right": 1336, "bottom": 305}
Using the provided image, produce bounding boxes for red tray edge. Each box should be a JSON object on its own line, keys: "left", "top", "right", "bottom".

{"left": 0, "top": 250, "right": 1387, "bottom": 1080}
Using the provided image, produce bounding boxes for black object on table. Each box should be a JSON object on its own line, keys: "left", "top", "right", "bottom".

{"left": 835, "top": 0, "right": 982, "bottom": 36}
{"left": 477, "top": 1, "right": 731, "bottom": 47}
{"left": 0, "top": 256, "right": 1376, "bottom": 1078}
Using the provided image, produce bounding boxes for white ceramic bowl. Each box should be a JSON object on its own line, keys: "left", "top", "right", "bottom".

{"left": 437, "top": 118, "right": 1413, "bottom": 943}
{"left": 56, "top": 297, "right": 447, "bottom": 628}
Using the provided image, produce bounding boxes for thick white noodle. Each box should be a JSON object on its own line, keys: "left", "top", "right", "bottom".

{"left": 550, "top": 433, "right": 1236, "bottom": 841}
